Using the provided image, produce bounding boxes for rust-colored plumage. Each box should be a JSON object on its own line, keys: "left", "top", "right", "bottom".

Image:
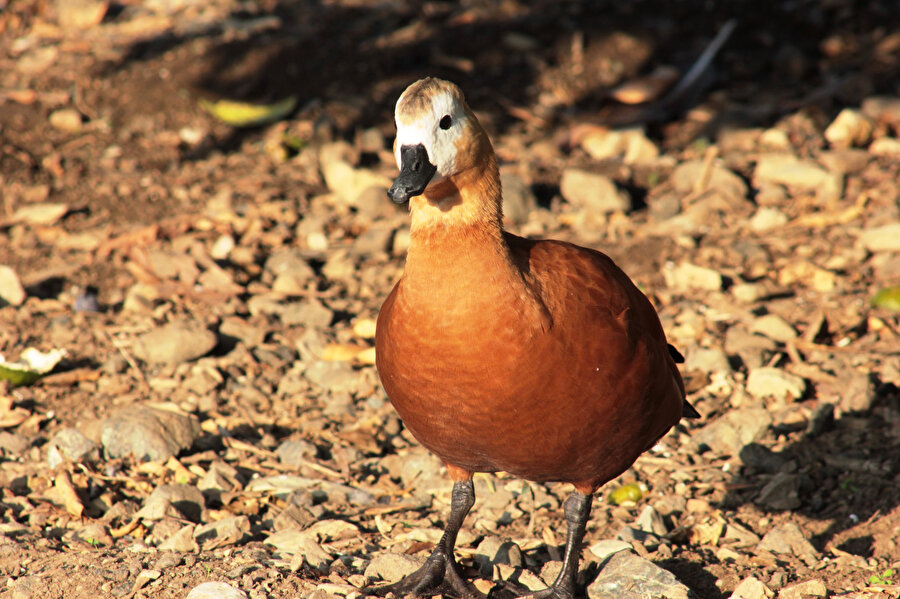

{"left": 371, "top": 78, "right": 695, "bottom": 599}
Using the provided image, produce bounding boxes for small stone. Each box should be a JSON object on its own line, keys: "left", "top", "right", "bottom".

{"left": 264, "top": 249, "right": 316, "bottom": 280}
{"left": 588, "top": 539, "right": 633, "bottom": 560}
{"left": 663, "top": 261, "right": 723, "bottom": 292}
{"left": 694, "top": 408, "right": 772, "bottom": 455}
{"left": 869, "top": 137, "right": 900, "bottom": 156}
{"left": 758, "top": 522, "right": 818, "bottom": 565}
{"left": 756, "top": 472, "right": 804, "bottom": 510}
{"left": 158, "top": 524, "right": 199, "bottom": 552}
{"left": 671, "top": 160, "right": 748, "bottom": 202}
{"left": 730, "top": 576, "right": 774, "bottom": 599}
{"left": 749, "top": 315, "right": 797, "bottom": 343}
{"left": 739, "top": 444, "right": 787, "bottom": 473}
{"left": 617, "top": 525, "right": 660, "bottom": 550}
{"left": 12, "top": 202, "right": 69, "bottom": 226}
{"left": 49, "top": 108, "right": 84, "bottom": 132}
{"left": 134, "top": 321, "right": 217, "bottom": 365}
{"left": 560, "top": 168, "right": 631, "bottom": 213}
{"left": 321, "top": 249, "right": 355, "bottom": 281}
{"left": 634, "top": 504, "right": 668, "bottom": 536}
{"left": 858, "top": 223, "right": 900, "bottom": 252}
{"left": 139, "top": 484, "right": 205, "bottom": 522}
{"left": 101, "top": 405, "right": 201, "bottom": 462}
{"left": 132, "top": 569, "right": 162, "bottom": 591}
{"left": 393, "top": 227, "right": 411, "bottom": 255}
{"left": 746, "top": 368, "right": 806, "bottom": 401}
{"left": 474, "top": 536, "right": 524, "bottom": 575}
{"left": 351, "top": 222, "right": 394, "bottom": 256}
{"left": 749, "top": 207, "right": 788, "bottom": 232}
{"left": 587, "top": 551, "right": 693, "bottom": 599}
{"left": 198, "top": 462, "right": 240, "bottom": 498}
{"left": 500, "top": 169, "right": 537, "bottom": 225}
{"left": 824, "top": 108, "right": 873, "bottom": 148}
{"left": 364, "top": 553, "right": 426, "bottom": 582}
{"left": 818, "top": 149, "right": 870, "bottom": 174}
{"left": 716, "top": 547, "right": 740, "bottom": 562}
{"left": 0, "top": 265, "right": 26, "bottom": 306}
{"left": 186, "top": 582, "right": 248, "bottom": 599}
{"left": 277, "top": 439, "right": 318, "bottom": 466}
{"left": 581, "top": 127, "right": 660, "bottom": 165}
{"left": 303, "top": 360, "right": 357, "bottom": 393}
{"left": 265, "top": 529, "right": 333, "bottom": 570}
{"left": 754, "top": 153, "right": 842, "bottom": 202}
{"left": 194, "top": 515, "right": 251, "bottom": 550}
{"left": 46, "top": 428, "right": 98, "bottom": 467}
{"left": 280, "top": 299, "right": 332, "bottom": 328}
{"left": 0, "top": 431, "right": 29, "bottom": 455}
{"left": 759, "top": 129, "right": 791, "bottom": 151}
{"left": 219, "top": 318, "right": 266, "bottom": 347}
{"left": 732, "top": 283, "right": 769, "bottom": 304}
{"left": 272, "top": 272, "right": 308, "bottom": 295}
{"left": 684, "top": 347, "right": 731, "bottom": 374}
{"left": 777, "top": 579, "right": 827, "bottom": 599}
{"left": 861, "top": 95, "right": 900, "bottom": 124}
{"left": 210, "top": 234, "right": 235, "bottom": 260}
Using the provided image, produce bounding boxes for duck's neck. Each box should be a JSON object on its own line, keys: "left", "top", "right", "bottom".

{"left": 402, "top": 156, "right": 518, "bottom": 297}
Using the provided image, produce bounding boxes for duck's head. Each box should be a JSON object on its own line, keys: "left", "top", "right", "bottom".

{"left": 388, "top": 78, "right": 497, "bottom": 211}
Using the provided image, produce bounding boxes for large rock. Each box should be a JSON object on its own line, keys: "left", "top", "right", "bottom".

{"left": 588, "top": 551, "right": 694, "bottom": 599}
{"left": 101, "top": 405, "right": 201, "bottom": 461}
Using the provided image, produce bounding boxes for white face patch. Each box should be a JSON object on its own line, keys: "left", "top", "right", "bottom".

{"left": 394, "top": 90, "right": 466, "bottom": 185}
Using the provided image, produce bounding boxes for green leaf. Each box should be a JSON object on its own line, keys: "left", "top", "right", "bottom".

{"left": 871, "top": 286, "right": 900, "bottom": 311}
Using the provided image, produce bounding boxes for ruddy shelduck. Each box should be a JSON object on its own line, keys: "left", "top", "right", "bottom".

{"left": 372, "top": 77, "right": 698, "bottom": 599}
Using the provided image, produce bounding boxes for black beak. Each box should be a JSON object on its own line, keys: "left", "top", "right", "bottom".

{"left": 388, "top": 144, "right": 437, "bottom": 204}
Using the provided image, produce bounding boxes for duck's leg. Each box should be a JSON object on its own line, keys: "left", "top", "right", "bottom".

{"left": 366, "top": 479, "right": 481, "bottom": 598}
{"left": 531, "top": 491, "right": 592, "bottom": 599}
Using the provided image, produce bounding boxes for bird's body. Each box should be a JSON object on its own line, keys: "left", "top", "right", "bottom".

{"left": 370, "top": 77, "right": 695, "bottom": 599}
{"left": 378, "top": 230, "right": 684, "bottom": 492}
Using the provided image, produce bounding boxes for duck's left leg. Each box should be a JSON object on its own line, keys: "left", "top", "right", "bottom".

{"left": 530, "top": 491, "right": 592, "bottom": 599}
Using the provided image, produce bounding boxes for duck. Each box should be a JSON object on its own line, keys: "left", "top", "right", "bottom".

{"left": 371, "top": 77, "right": 698, "bottom": 599}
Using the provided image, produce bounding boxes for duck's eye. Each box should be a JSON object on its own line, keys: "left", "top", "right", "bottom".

{"left": 439, "top": 115, "right": 452, "bottom": 130}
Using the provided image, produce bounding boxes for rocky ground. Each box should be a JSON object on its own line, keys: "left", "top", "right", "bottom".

{"left": 1, "top": 0, "right": 900, "bottom": 598}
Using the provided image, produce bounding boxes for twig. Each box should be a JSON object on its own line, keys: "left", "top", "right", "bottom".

{"left": 660, "top": 19, "right": 738, "bottom": 108}
{"left": 105, "top": 331, "right": 150, "bottom": 394}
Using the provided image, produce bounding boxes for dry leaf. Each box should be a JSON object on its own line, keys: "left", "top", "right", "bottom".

{"left": 322, "top": 344, "right": 368, "bottom": 362}
{"left": 0, "top": 396, "right": 30, "bottom": 428}
{"left": 54, "top": 471, "right": 84, "bottom": 518}
{"left": 199, "top": 96, "right": 297, "bottom": 128}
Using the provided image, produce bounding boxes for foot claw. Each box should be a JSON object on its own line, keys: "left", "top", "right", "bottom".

{"left": 363, "top": 551, "right": 483, "bottom": 598}
{"left": 529, "top": 586, "right": 575, "bottom": 599}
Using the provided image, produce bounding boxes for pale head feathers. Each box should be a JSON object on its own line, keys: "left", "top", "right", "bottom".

{"left": 394, "top": 78, "right": 469, "bottom": 183}
{"left": 393, "top": 78, "right": 502, "bottom": 231}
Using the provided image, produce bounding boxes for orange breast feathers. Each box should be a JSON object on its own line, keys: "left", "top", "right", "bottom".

{"left": 376, "top": 232, "right": 685, "bottom": 493}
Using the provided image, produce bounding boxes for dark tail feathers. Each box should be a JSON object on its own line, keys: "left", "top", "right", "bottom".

{"left": 669, "top": 344, "right": 700, "bottom": 418}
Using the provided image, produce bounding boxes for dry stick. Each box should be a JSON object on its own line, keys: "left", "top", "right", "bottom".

{"left": 660, "top": 18, "right": 738, "bottom": 109}
{"left": 693, "top": 145, "right": 720, "bottom": 195}
{"left": 104, "top": 330, "right": 150, "bottom": 394}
